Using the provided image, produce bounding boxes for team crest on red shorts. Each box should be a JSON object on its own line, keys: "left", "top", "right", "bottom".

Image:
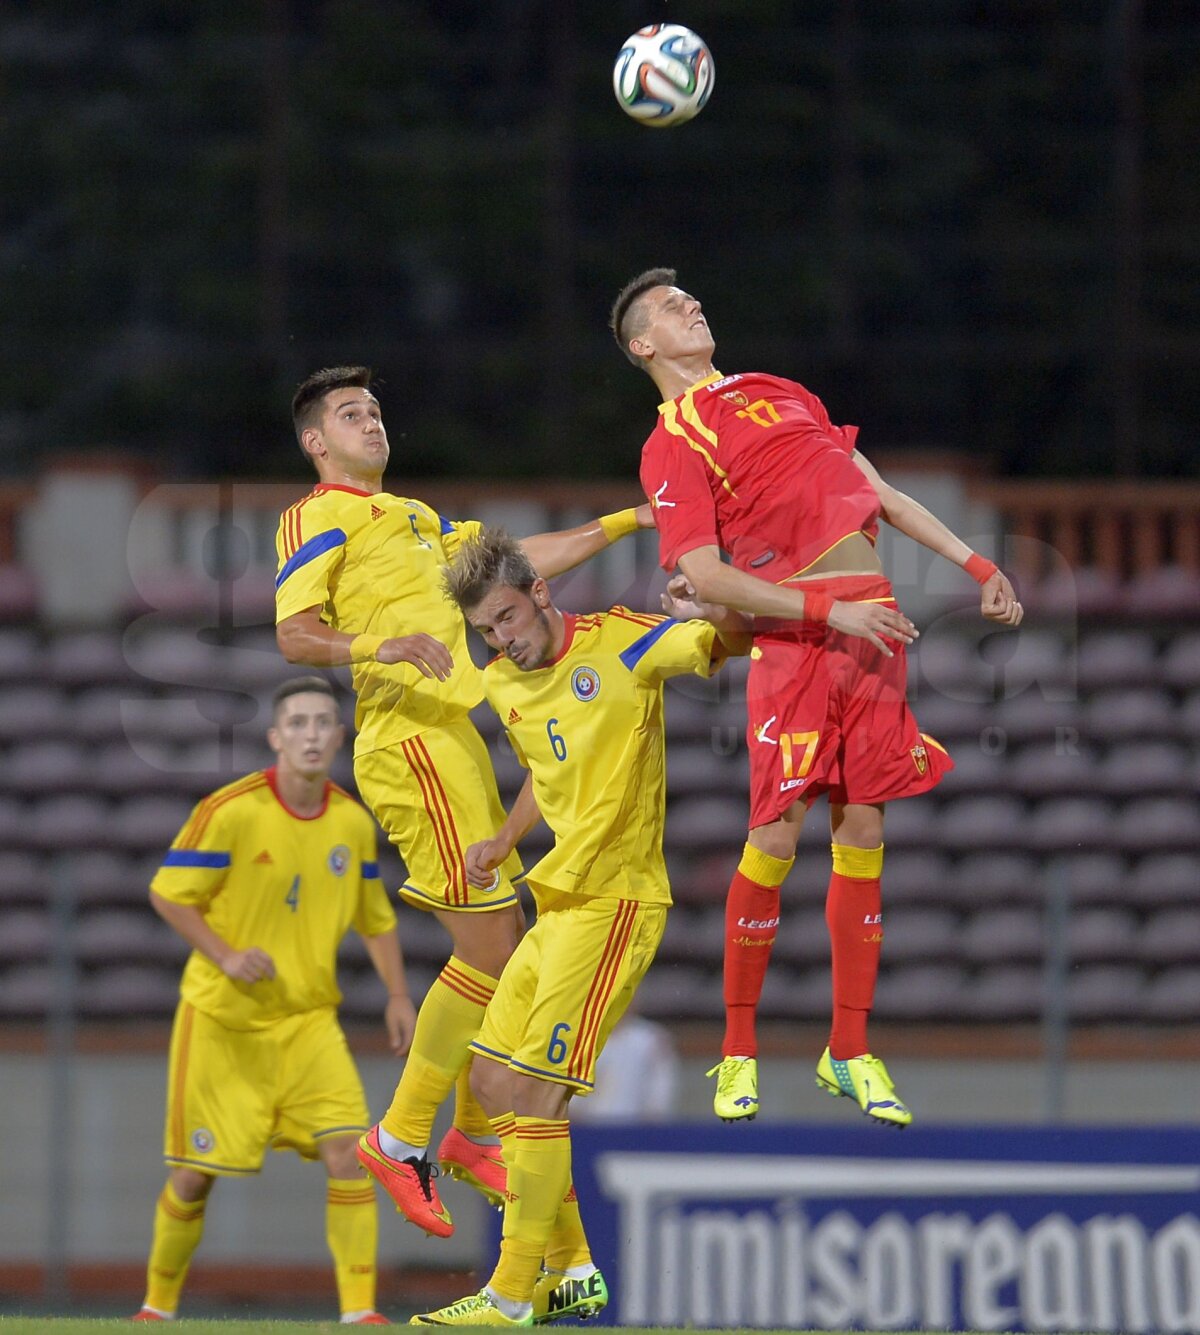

{"left": 910, "top": 743, "right": 928, "bottom": 776}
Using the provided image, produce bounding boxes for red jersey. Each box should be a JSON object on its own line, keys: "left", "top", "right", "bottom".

{"left": 639, "top": 371, "right": 881, "bottom": 581}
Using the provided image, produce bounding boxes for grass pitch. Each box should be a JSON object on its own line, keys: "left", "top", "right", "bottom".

{"left": 0, "top": 1320, "right": 978, "bottom": 1335}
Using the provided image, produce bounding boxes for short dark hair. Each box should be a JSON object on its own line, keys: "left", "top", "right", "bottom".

{"left": 442, "top": 526, "right": 538, "bottom": 614}
{"left": 291, "top": 366, "right": 373, "bottom": 459}
{"left": 272, "top": 675, "right": 338, "bottom": 717}
{"left": 609, "top": 267, "right": 677, "bottom": 368}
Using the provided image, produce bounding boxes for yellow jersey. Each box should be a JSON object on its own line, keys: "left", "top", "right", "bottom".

{"left": 274, "top": 484, "right": 484, "bottom": 754}
{"left": 151, "top": 768, "right": 397, "bottom": 1030}
{"left": 482, "top": 608, "right": 721, "bottom": 908}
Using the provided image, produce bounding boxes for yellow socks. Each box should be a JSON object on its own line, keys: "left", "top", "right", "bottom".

{"left": 382, "top": 957, "right": 497, "bottom": 1148}
{"left": 326, "top": 1177, "right": 378, "bottom": 1316}
{"left": 490, "top": 1117, "right": 572, "bottom": 1303}
{"left": 143, "top": 1180, "right": 207, "bottom": 1315}
{"left": 543, "top": 1181, "right": 592, "bottom": 1273}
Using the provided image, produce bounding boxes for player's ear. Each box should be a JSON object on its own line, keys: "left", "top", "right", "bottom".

{"left": 266, "top": 722, "right": 282, "bottom": 754}
{"left": 628, "top": 334, "right": 655, "bottom": 362}
{"left": 300, "top": 426, "right": 325, "bottom": 460}
{"left": 531, "top": 577, "right": 552, "bottom": 608}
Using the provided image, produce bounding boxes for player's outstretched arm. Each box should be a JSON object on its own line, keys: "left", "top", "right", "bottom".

{"left": 660, "top": 574, "right": 754, "bottom": 656}
{"left": 520, "top": 503, "right": 653, "bottom": 579}
{"left": 150, "top": 892, "right": 276, "bottom": 983}
{"left": 850, "top": 450, "right": 1023, "bottom": 627}
{"left": 464, "top": 774, "right": 541, "bottom": 889}
{"left": 362, "top": 929, "right": 416, "bottom": 1056}
{"left": 277, "top": 606, "right": 455, "bottom": 678}
{"left": 677, "top": 545, "right": 918, "bottom": 656}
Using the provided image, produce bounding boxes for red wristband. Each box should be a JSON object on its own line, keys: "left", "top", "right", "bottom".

{"left": 804, "top": 592, "right": 833, "bottom": 623}
{"left": 965, "top": 554, "right": 998, "bottom": 585}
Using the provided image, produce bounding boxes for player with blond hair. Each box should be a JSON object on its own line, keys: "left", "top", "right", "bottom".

{"left": 406, "top": 527, "right": 748, "bottom": 1327}
{"left": 276, "top": 367, "right": 649, "bottom": 1236}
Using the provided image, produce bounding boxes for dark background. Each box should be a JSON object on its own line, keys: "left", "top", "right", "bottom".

{"left": 3, "top": 1, "right": 1196, "bottom": 481}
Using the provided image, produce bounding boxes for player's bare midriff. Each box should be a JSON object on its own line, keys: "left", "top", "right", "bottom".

{"left": 785, "top": 530, "right": 882, "bottom": 581}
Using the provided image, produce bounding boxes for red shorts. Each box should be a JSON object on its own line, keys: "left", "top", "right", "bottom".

{"left": 745, "top": 574, "right": 952, "bottom": 828}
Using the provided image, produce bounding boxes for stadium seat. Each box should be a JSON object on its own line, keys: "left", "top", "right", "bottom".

{"left": 0, "top": 964, "right": 56, "bottom": 1018}
{"left": 111, "top": 796, "right": 197, "bottom": 852}
{"left": 656, "top": 906, "right": 725, "bottom": 965}
{"left": 879, "top": 850, "right": 953, "bottom": 906}
{"left": 0, "top": 685, "right": 67, "bottom": 742}
{"left": 1067, "top": 907, "right": 1142, "bottom": 964}
{"left": 665, "top": 744, "right": 745, "bottom": 799}
{"left": 1121, "top": 565, "right": 1200, "bottom": 618}
{"left": 0, "top": 910, "right": 52, "bottom": 964}
{"left": 960, "top": 907, "right": 1044, "bottom": 964}
{"left": 73, "top": 686, "right": 143, "bottom": 742}
{"left": 1024, "top": 566, "right": 1122, "bottom": 619}
{"left": 0, "top": 629, "right": 40, "bottom": 684}
{"left": 1007, "top": 741, "right": 1105, "bottom": 797}
{"left": 78, "top": 965, "right": 179, "bottom": 1019}
{"left": 772, "top": 906, "right": 832, "bottom": 966}
{"left": 949, "top": 851, "right": 1043, "bottom": 906}
{"left": 49, "top": 630, "right": 135, "bottom": 687}
{"left": 1114, "top": 797, "right": 1200, "bottom": 853}
{"left": 873, "top": 964, "right": 968, "bottom": 1021}
{"left": 1161, "top": 631, "right": 1200, "bottom": 690}
{"left": 0, "top": 564, "right": 38, "bottom": 622}
{"left": 960, "top": 964, "right": 1045, "bottom": 1021}
{"left": 1138, "top": 909, "right": 1200, "bottom": 966}
{"left": 636, "top": 965, "right": 723, "bottom": 1022}
{"left": 877, "top": 798, "right": 941, "bottom": 850}
{"left": 935, "top": 745, "right": 1011, "bottom": 796}
{"left": 665, "top": 796, "right": 750, "bottom": 850}
{"left": 1177, "top": 690, "right": 1200, "bottom": 742}
{"left": 1058, "top": 851, "right": 1129, "bottom": 907}
{"left": 0, "top": 852, "right": 47, "bottom": 907}
{"left": 1127, "top": 853, "right": 1200, "bottom": 909}
{"left": 910, "top": 634, "right": 991, "bottom": 699}
{"left": 908, "top": 695, "right": 990, "bottom": 744}
{"left": 1027, "top": 797, "right": 1118, "bottom": 853}
{"left": 28, "top": 795, "right": 113, "bottom": 851}
{"left": 1, "top": 740, "right": 91, "bottom": 796}
{"left": 758, "top": 966, "right": 813, "bottom": 1019}
{"left": 990, "top": 692, "right": 1084, "bottom": 746}
{"left": 69, "top": 851, "right": 151, "bottom": 907}
{"left": 1141, "top": 968, "right": 1200, "bottom": 1023}
{"left": 1083, "top": 688, "right": 1176, "bottom": 741}
{"left": 92, "top": 739, "right": 192, "bottom": 797}
{"left": 878, "top": 907, "right": 960, "bottom": 963}
{"left": 937, "top": 796, "right": 1026, "bottom": 852}
{"left": 1067, "top": 965, "right": 1146, "bottom": 1022}
{"left": 1075, "top": 631, "right": 1160, "bottom": 691}
{"left": 74, "top": 910, "right": 178, "bottom": 965}
{"left": 1096, "top": 741, "right": 1191, "bottom": 797}
{"left": 768, "top": 965, "right": 832, "bottom": 1022}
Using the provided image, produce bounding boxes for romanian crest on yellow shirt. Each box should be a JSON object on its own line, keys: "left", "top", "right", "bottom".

{"left": 571, "top": 666, "right": 601, "bottom": 702}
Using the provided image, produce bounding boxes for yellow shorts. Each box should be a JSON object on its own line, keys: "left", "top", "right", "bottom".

{"left": 354, "top": 717, "right": 522, "bottom": 913}
{"left": 163, "top": 1003, "right": 368, "bottom": 1176}
{"left": 471, "top": 895, "right": 667, "bottom": 1093}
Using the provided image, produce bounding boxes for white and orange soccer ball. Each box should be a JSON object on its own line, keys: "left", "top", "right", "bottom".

{"left": 612, "top": 23, "right": 714, "bottom": 127}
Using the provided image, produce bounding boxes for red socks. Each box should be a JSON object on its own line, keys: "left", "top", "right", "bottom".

{"left": 722, "top": 845, "right": 793, "bottom": 1058}
{"left": 826, "top": 844, "right": 885, "bottom": 1059}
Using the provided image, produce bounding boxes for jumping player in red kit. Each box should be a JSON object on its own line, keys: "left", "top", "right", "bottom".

{"left": 610, "top": 268, "right": 1023, "bottom": 1128}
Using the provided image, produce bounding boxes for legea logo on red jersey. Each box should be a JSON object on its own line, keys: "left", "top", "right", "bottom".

{"left": 707, "top": 374, "right": 744, "bottom": 392}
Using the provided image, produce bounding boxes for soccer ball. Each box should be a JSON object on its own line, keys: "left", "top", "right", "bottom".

{"left": 612, "top": 24, "right": 714, "bottom": 128}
